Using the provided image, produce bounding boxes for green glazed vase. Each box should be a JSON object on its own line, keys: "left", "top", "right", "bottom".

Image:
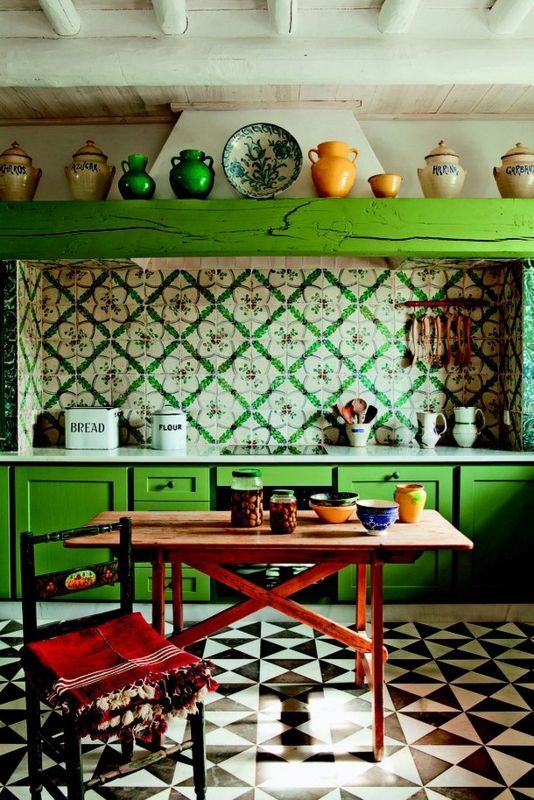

{"left": 169, "top": 149, "right": 215, "bottom": 199}
{"left": 118, "top": 154, "right": 156, "bottom": 200}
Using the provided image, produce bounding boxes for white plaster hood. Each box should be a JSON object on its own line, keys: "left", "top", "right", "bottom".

{"left": 149, "top": 109, "right": 384, "bottom": 200}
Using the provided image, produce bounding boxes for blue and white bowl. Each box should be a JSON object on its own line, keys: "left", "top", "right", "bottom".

{"left": 356, "top": 499, "right": 399, "bottom": 535}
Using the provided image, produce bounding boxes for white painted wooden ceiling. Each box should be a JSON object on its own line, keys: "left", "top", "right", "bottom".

{"left": 2, "top": 0, "right": 534, "bottom": 122}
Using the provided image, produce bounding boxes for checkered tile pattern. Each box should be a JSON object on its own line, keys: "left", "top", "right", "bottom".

{"left": 0, "top": 617, "right": 533, "bottom": 799}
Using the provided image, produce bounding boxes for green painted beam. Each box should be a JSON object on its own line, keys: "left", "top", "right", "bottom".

{"left": 1, "top": 198, "right": 534, "bottom": 259}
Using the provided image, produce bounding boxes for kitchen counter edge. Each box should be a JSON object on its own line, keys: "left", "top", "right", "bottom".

{"left": 0, "top": 445, "right": 533, "bottom": 464}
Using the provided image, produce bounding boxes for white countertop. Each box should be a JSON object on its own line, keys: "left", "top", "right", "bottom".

{"left": 0, "top": 445, "right": 532, "bottom": 463}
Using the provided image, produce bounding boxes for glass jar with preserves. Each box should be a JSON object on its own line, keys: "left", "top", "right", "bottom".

{"left": 231, "top": 469, "right": 263, "bottom": 528}
{"left": 269, "top": 489, "right": 297, "bottom": 534}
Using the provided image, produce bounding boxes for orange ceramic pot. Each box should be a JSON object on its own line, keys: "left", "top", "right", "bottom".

{"left": 308, "top": 141, "right": 358, "bottom": 198}
{"left": 394, "top": 483, "right": 427, "bottom": 524}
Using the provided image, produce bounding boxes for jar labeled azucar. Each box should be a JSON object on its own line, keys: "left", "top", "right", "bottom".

{"left": 231, "top": 469, "right": 263, "bottom": 527}
{"left": 269, "top": 489, "right": 297, "bottom": 534}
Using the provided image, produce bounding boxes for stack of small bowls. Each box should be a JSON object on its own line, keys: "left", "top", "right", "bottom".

{"left": 356, "top": 499, "right": 399, "bottom": 535}
{"left": 309, "top": 492, "right": 359, "bottom": 523}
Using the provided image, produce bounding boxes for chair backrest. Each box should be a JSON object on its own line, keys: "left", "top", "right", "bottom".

{"left": 20, "top": 516, "right": 133, "bottom": 644}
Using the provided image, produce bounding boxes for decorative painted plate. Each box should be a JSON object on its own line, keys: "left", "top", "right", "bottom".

{"left": 222, "top": 123, "right": 302, "bottom": 199}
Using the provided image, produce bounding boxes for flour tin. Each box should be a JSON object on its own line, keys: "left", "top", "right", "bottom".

{"left": 151, "top": 408, "right": 187, "bottom": 449}
{"left": 65, "top": 407, "right": 120, "bottom": 450}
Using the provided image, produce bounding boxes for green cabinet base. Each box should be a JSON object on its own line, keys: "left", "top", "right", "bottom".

{"left": 336, "top": 465, "right": 454, "bottom": 602}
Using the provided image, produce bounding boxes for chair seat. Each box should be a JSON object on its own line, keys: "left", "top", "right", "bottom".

{"left": 22, "top": 612, "right": 217, "bottom": 741}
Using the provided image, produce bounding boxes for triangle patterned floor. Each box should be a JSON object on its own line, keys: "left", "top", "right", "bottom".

{"left": 0, "top": 618, "right": 533, "bottom": 799}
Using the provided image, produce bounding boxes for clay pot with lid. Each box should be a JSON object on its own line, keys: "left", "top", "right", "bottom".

{"left": 417, "top": 140, "right": 466, "bottom": 198}
{"left": 65, "top": 140, "right": 115, "bottom": 200}
{"left": 0, "top": 142, "right": 42, "bottom": 201}
{"left": 493, "top": 142, "right": 534, "bottom": 198}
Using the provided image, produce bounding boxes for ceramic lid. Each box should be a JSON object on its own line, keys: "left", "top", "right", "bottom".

{"left": 424, "top": 140, "right": 459, "bottom": 160}
{"left": 500, "top": 142, "right": 534, "bottom": 160}
{"left": 71, "top": 139, "right": 109, "bottom": 161}
{"left": 0, "top": 141, "right": 32, "bottom": 161}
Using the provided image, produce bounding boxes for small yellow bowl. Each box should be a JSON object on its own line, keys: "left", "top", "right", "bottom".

{"left": 368, "top": 173, "right": 402, "bottom": 198}
{"left": 309, "top": 501, "right": 356, "bottom": 523}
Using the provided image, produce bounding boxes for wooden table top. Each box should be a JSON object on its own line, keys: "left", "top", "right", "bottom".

{"left": 68, "top": 510, "right": 473, "bottom": 562}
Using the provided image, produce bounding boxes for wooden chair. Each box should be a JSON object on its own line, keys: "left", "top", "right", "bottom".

{"left": 20, "top": 517, "right": 216, "bottom": 800}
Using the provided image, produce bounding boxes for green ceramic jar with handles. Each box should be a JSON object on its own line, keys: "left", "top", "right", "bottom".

{"left": 118, "top": 153, "right": 156, "bottom": 199}
{"left": 169, "top": 149, "right": 215, "bottom": 199}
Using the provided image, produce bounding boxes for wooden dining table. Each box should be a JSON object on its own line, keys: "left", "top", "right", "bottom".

{"left": 70, "top": 509, "right": 473, "bottom": 761}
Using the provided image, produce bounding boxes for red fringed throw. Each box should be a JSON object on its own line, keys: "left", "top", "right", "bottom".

{"left": 22, "top": 612, "right": 218, "bottom": 741}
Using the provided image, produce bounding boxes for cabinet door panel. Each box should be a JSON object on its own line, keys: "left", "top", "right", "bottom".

{"left": 337, "top": 465, "right": 454, "bottom": 602}
{"left": 0, "top": 467, "right": 9, "bottom": 598}
{"left": 217, "top": 465, "right": 333, "bottom": 486}
{"left": 459, "top": 466, "right": 534, "bottom": 601}
{"left": 14, "top": 466, "right": 128, "bottom": 598}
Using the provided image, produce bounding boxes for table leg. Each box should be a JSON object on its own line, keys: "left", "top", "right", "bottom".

{"left": 371, "top": 558, "right": 385, "bottom": 761}
{"left": 355, "top": 564, "right": 367, "bottom": 687}
{"left": 171, "top": 562, "right": 183, "bottom": 635}
{"left": 151, "top": 556, "right": 166, "bottom": 636}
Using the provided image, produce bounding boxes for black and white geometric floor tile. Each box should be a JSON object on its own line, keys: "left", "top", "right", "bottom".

{"left": 0, "top": 618, "right": 533, "bottom": 800}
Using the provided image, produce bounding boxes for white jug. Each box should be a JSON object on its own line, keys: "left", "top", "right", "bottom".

{"left": 416, "top": 411, "right": 447, "bottom": 449}
{"left": 452, "top": 407, "right": 485, "bottom": 448}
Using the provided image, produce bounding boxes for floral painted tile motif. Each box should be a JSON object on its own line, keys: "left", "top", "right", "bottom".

{"left": 14, "top": 257, "right": 520, "bottom": 448}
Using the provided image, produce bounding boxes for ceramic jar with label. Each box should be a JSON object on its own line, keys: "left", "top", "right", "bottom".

{"left": 65, "top": 140, "right": 115, "bottom": 201}
{"left": 394, "top": 483, "right": 427, "bottom": 524}
{"left": 0, "top": 142, "right": 42, "bottom": 201}
{"left": 417, "top": 140, "right": 466, "bottom": 198}
{"left": 308, "top": 141, "right": 359, "bottom": 197}
{"left": 493, "top": 142, "right": 534, "bottom": 198}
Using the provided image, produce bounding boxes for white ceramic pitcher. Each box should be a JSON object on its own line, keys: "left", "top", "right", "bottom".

{"left": 452, "top": 406, "right": 485, "bottom": 448}
{"left": 416, "top": 411, "right": 447, "bottom": 449}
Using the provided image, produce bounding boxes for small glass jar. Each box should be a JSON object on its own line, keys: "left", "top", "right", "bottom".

{"left": 269, "top": 489, "right": 297, "bottom": 534}
{"left": 231, "top": 469, "right": 263, "bottom": 527}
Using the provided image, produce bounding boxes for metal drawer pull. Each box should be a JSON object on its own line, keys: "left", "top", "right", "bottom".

{"left": 386, "top": 471, "right": 400, "bottom": 481}
{"left": 165, "top": 481, "right": 175, "bottom": 489}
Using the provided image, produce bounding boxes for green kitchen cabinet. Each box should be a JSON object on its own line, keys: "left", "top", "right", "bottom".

{"left": 14, "top": 466, "right": 128, "bottom": 599}
{"left": 0, "top": 468, "right": 10, "bottom": 598}
{"left": 132, "top": 467, "right": 211, "bottom": 602}
{"left": 458, "top": 466, "right": 534, "bottom": 601}
{"left": 336, "top": 465, "right": 454, "bottom": 602}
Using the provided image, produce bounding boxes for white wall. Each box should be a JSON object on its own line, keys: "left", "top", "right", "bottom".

{"left": 2, "top": 117, "right": 533, "bottom": 200}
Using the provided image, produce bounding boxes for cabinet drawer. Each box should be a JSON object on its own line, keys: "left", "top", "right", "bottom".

{"left": 135, "top": 565, "right": 210, "bottom": 602}
{"left": 133, "top": 467, "right": 211, "bottom": 503}
{"left": 217, "top": 465, "right": 333, "bottom": 486}
{"left": 134, "top": 501, "right": 210, "bottom": 512}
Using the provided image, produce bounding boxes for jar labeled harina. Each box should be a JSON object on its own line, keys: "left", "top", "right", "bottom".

{"left": 269, "top": 489, "right": 297, "bottom": 534}
{"left": 231, "top": 469, "right": 263, "bottom": 528}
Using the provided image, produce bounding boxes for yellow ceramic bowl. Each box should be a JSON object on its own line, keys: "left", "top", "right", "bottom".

{"left": 309, "top": 501, "right": 356, "bottom": 523}
{"left": 368, "top": 173, "right": 402, "bottom": 199}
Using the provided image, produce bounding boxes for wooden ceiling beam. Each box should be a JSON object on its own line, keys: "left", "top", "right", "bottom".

{"left": 378, "top": 0, "right": 422, "bottom": 34}
{"left": 151, "top": 0, "right": 188, "bottom": 35}
{"left": 267, "top": 0, "right": 298, "bottom": 35}
{"left": 38, "top": 0, "right": 80, "bottom": 36}
{"left": 488, "top": 0, "right": 534, "bottom": 34}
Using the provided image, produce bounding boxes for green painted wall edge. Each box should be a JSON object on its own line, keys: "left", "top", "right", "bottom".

{"left": 1, "top": 198, "right": 534, "bottom": 259}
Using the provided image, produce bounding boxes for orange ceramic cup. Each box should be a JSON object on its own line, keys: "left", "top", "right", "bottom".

{"left": 368, "top": 173, "right": 402, "bottom": 198}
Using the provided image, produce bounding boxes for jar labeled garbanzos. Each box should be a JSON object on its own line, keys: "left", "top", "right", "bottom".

{"left": 231, "top": 469, "right": 263, "bottom": 527}
{"left": 269, "top": 489, "right": 297, "bottom": 534}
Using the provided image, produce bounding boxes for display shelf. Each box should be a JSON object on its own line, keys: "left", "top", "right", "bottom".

{"left": 1, "top": 198, "right": 534, "bottom": 259}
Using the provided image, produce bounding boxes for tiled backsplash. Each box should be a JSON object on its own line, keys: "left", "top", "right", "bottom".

{"left": 14, "top": 256, "right": 523, "bottom": 451}
{"left": 523, "top": 260, "right": 534, "bottom": 450}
